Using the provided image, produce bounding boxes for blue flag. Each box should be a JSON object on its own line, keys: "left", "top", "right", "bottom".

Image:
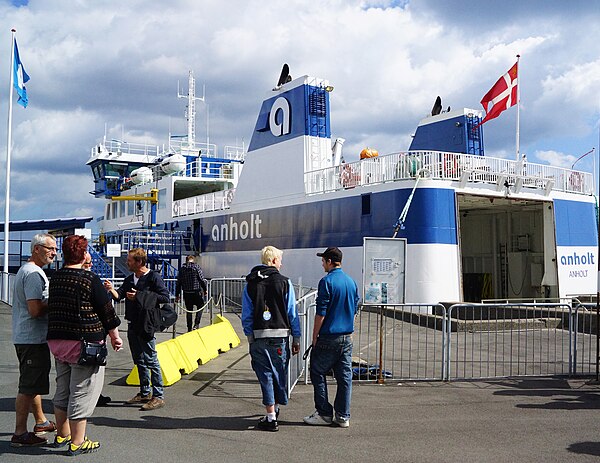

{"left": 13, "top": 39, "right": 30, "bottom": 108}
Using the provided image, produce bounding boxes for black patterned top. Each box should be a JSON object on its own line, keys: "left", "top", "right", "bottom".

{"left": 47, "top": 268, "right": 121, "bottom": 342}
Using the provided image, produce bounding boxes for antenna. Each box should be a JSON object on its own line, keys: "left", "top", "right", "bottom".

{"left": 178, "top": 71, "right": 206, "bottom": 152}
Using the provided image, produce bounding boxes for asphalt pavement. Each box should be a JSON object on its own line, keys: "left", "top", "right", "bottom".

{"left": 1, "top": 301, "right": 600, "bottom": 462}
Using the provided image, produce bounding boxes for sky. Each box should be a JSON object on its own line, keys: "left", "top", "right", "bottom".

{"left": 0, "top": 0, "right": 599, "bottom": 227}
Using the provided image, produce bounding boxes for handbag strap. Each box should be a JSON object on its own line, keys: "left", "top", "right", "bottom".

{"left": 74, "top": 277, "right": 86, "bottom": 342}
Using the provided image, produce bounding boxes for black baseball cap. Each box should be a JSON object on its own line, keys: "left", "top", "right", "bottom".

{"left": 316, "top": 247, "right": 342, "bottom": 263}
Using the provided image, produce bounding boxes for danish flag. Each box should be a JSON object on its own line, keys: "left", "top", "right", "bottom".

{"left": 479, "top": 61, "right": 518, "bottom": 126}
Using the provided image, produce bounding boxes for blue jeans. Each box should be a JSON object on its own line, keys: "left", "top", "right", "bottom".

{"left": 249, "top": 337, "right": 289, "bottom": 407}
{"left": 310, "top": 334, "right": 353, "bottom": 419}
{"left": 128, "top": 325, "right": 164, "bottom": 399}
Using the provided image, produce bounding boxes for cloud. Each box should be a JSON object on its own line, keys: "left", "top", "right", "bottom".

{"left": 535, "top": 150, "right": 577, "bottom": 168}
{"left": 0, "top": 0, "right": 598, "bottom": 228}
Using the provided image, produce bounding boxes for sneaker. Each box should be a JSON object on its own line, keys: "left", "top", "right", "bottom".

{"left": 193, "top": 324, "right": 200, "bottom": 330}
{"left": 127, "top": 393, "right": 152, "bottom": 404}
{"left": 303, "top": 410, "right": 333, "bottom": 426}
{"left": 10, "top": 432, "right": 47, "bottom": 447}
{"left": 96, "top": 394, "right": 112, "bottom": 407}
{"left": 67, "top": 437, "right": 100, "bottom": 456}
{"left": 33, "top": 420, "right": 57, "bottom": 434}
{"left": 53, "top": 434, "right": 71, "bottom": 448}
{"left": 333, "top": 415, "right": 350, "bottom": 428}
{"left": 140, "top": 397, "right": 165, "bottom": 411}
{"left": 256, "top": 416, "right": 279, "bottom": 432}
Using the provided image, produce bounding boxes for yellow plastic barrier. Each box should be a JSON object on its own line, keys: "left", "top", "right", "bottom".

{"left": 162, "top": 338, "right": 196, "bottom": 375}
{"left": 174, "top": 330, "right": 217, "bottom": 369}
{"left": 196, "top": 314, "right": 241, "bottom": 356}
{"left": 126, "top": 315, "right": 240, "bottom": 386}
{"left": 126, "top": 341, "right": 182, "bottom": 386}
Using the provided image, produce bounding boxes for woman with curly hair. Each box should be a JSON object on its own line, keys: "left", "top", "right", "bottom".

{"left": 47, "top": 235, "right": 123, "bottom": 456}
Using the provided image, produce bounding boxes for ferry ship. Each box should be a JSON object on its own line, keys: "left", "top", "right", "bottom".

{"left": 86, "top": 67, "right": 597, "bottom": 303}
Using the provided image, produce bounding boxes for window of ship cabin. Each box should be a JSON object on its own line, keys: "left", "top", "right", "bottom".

{"left": 361, "top": 194, "right": 371, "bottom": 215}
{"left": 158, "top": 189, "right": 166, "bottom": 209}
{"left": 127, "top": 200, "right": 134, "bottom": 216}
{"left": 119, "top": 201, "right": 126, "bottom": 218}
{"left": 105, "top": 204, "right": 110, "bottom": 220}
{"left": 93, "top": 165, "right": 102, "bottom": 181}
{"left": 111, "top": 202, "right": 117, "bottom": 220}
{"left": 105, "top": 163, "right": 127, "bottom": 178}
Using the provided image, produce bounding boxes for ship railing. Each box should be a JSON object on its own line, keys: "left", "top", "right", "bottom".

{"left": 94, "top": 140, "right": 161, "bottom": 157}
{"left": 304, "top": 151, "right": 593, "bottom": 196}
{"left": 122, "top": 230, "right": 186, "bottom": 256}
{"left": 172, "top": 189, "right": 235, "bottom": 218}
{"left": 178, "top": 159, "right": 237, "bottom": 180}
{"left": 168, "top": 139, "right": 246, "bottom": 161}
{"left": 125, "top": 158, "right": 237, "bottom": 191}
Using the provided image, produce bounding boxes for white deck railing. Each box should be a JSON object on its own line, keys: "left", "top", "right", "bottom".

{"left": 304, "top": 151, "right": 593, "bottom": 196}
{"left": 172, "top": 189, "right": 235, "bottom": 218}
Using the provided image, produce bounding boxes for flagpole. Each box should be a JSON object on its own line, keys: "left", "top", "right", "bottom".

{"left": 2, "top": 29, "right": 16, "bottom": 301}
{"left": 515, "top": 54, "right": 521, "bottom": 161}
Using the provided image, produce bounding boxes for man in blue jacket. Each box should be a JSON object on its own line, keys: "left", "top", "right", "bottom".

{"left": 242, "top": 246, "right": 301, "bottom": 432}
{"left": 304, "top": 247, "right": 359, "bottom": 428}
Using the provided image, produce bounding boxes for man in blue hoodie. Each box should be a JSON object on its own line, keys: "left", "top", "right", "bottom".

{"left": 304, "top": 247, "right": 359, "bottom": 428}
{"left": 242, "top": 246, "right": 301, "bottom": 432}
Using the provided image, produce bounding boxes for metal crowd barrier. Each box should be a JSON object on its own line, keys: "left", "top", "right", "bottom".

{"left": 354, "top": 304, "right": 447, "bottom": 381}
{"left": 356, "top": 302, "right": 599, "bottom": 383}
{"left": 446, "top": 303, "right": 573, "bottom": 380}
{"left": 0, "top": 272, "right": 16, "bottom": 305}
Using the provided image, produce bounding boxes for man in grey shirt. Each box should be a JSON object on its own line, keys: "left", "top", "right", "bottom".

{"left": 11, "top": 233, "right": 57, "bottom": 447}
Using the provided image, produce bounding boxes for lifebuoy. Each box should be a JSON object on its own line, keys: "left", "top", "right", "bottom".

{"left": 569, "top": 172, "right": 583, "bottom": 191}
{"left": 339, "top": 164, "right": 357, "bottom": 188}
{"left": 443, "top": 154, "right": 459, "bottom": 177}
{"left": 225, "top": 189, "right": 234, "bottom": 205}
{"left": 172, "top": 202, "right": 180, "bottom": 216}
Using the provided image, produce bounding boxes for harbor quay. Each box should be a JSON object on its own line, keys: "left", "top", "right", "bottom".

{"left": 0, "top": 302, "right": 599, "bottom": 462}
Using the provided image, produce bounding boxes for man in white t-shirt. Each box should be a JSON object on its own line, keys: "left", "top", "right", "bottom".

{"left": 11, "top": 234, "right": 57, "bottom": 447}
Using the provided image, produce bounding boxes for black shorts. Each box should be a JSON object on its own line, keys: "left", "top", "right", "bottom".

{"left": 14, "top": 344, "right": 51, "bottom": 395}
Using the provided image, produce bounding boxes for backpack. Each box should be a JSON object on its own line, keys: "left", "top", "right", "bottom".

{"left": 159, "top": 304, "right": 178, "bottom": 331}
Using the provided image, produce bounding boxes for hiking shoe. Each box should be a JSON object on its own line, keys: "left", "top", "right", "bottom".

{"left": 256, "top": 416, "right": 278, "bottom": 432}
{"left": 140, "top": 397, "right": 165, "bottom": 411}
{"left": 303, "top": 410, "right": 333, "bottom": 426}
{"left": 53, "top": 434, "right": 71, "bottom": 448}
{"left": 33, "top": 420, "right": 56, "bottom": 434}
{"left": 67, "top": 437, "right": 100, "bottom": 456}
{"left": 97, "top": 394, "right": 112, "bottom": 407}
{"left": 127, "top": 393, "right": 152, "bottom": 404}
{"left": 333, "top": 415, "right": 350, "bottom": 428}
{"left": 10, "top": 432, "right": 47, "bottom": 447}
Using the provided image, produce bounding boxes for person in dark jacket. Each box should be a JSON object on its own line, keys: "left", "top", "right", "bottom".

{"left": 241, "top": 246, "right": 301, "bottom": 432}
{"left": 175, "top": 255, "right": 208, "bottom": 331}
{"left": 47, "top": 235, "right": 122, "bottom": 456}
{"left": 104, "top": 248, "right": 169, "bottom": 411}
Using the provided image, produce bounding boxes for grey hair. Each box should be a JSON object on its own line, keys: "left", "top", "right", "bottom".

{"left": 31, "top": 233, "right": 56, "bottom": 253}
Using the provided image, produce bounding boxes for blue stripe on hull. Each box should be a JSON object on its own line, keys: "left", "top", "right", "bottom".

{"left": 554, "top": 199, "right": 598, "bottom": 246}
{"left": 200, "top": 187, "right": 457, "bottom": 252}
